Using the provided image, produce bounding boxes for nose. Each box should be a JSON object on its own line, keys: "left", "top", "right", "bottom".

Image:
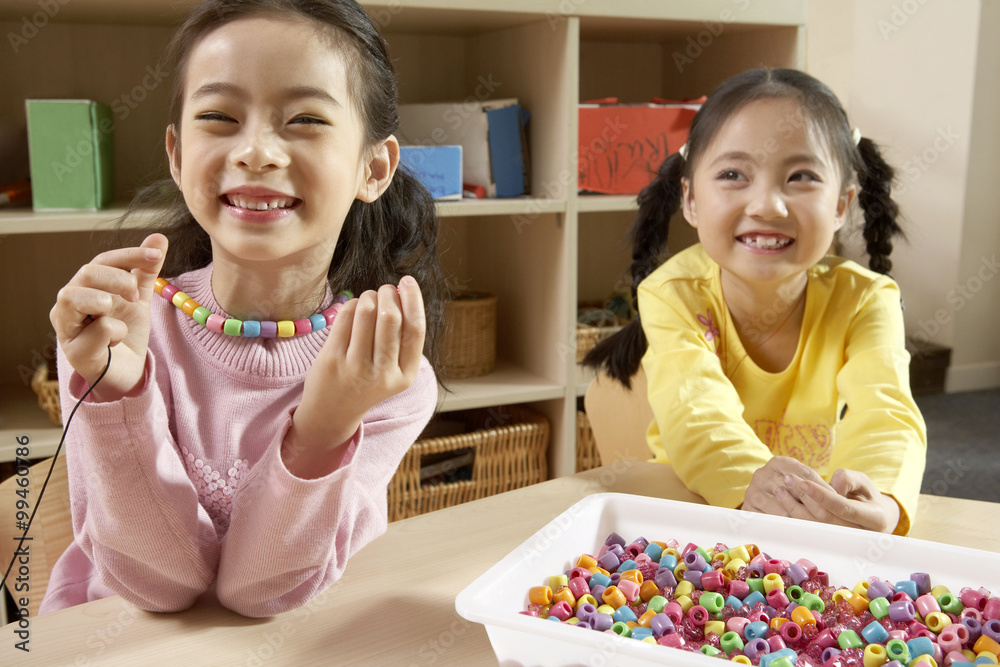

{"left": 230, "top": 119, "right": 290, "bottom": 172}
{"left": 745, "top": 183, "right": 788, "bottom": 220}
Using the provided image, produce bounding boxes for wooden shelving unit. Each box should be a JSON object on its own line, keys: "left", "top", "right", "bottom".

{"left": 0, "top": 0, "right": 806, "bottom": 474}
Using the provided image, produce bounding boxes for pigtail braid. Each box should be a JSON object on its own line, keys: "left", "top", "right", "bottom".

{"left": 856, "top": 137, "right": 903, "bottom": 276}
{"left": 582, "top": 153, "right": 686, "bottom": 388}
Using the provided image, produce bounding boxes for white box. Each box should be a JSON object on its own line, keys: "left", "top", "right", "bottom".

{"left": 456, "top": 493, "right": 1000, "bottom": 667}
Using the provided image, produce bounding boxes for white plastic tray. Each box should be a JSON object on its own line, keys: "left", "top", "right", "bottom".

{"left": 455, "top": 493, "right": 1000, "bottom": 667}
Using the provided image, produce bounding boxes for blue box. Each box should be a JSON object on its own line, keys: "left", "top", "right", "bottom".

{"left": 399, "top": 145, "right": 462, "bottom": 201}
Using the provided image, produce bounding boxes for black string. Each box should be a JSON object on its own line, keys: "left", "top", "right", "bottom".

{"left": 1, "top": 345, "right": 112, "bottom": 595}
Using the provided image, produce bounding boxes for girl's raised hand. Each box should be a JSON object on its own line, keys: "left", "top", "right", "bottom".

{"left": 742, "top": 456, "right": 829, "bottom": 516}
{"left": 775, "top": 468, "right": 901, "bottom": 533}
{"left": 50, "top": 234, "right": 169, "bottom": 402}
{"left": 285, "top": 276, "right": 426, "bottom": 478}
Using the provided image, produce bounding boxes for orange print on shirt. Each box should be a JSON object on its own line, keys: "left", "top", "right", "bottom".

{"left": 753, "top": 413, "right": 833, "bottom": 469}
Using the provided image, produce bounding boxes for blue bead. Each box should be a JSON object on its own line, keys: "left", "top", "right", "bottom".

{"left": 743, "top": 591, "right": 766, "bottom": 608}
{"left": 861, "top": 620, "right": 889, "bottom": 645}
{"left": 906, "top": 636, "right": 934, "bottom": 658}
{"left": 659, "top": 555, "right": 678, "bottom": 571}
{"left": 745, "top": 621, "right": 769, "bottom": 640}
{"left": 644, "top": 543, "right": 663, "bottom": 562}
{"left": 631, "top": 627, "right": 653, "bottom": 641}
{"left": 613, "top": 606, "right": 637, "bottom": 623}
{"left": 309, "top": 313, "right": 327, "bottom": 331}
{"left": 894, "top": 580, "right": 919, "bottom": 600}
{"left": 725, "top": 595, "right": 744, "bottom": 609}
{"left": 616, "top": 559, "right": 637, "bottom": 573}
{"left": 589, "top": 573, "right": 611, "bottom": 590}
{"left": 760, "top": 648, "right": 797, "bottom": 666}
{"left": 242, "top": 320, "right": 261, "bottom": 337}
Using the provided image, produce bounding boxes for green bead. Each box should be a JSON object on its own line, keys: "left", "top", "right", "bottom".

{"left": 700, "top": 591, "right": 724, "bottom": 614}
{"left": 647, "top": 595, "right": 667, "bottom": 614}
{"left": 786, "top": 585, "right": 804, "bottom": 602}
{"left": 801, "top": 592, "right": 826, "bottom": 612}
{"left": 223, "top": 318, "right": 243, "bottom": 336}
{"left": 837, "top": 629, "right": 863, "bottom": 649}
{"left": 885, "top": 638, "right": 910, "bottom": 663}
{"left": 937, "top": 593, "right": 963, "bottom": 615}
{"left": 720, "top": 631, "right": 744, "bottom": 654}
{"left": 192, "top": 307, "right": 211, "bottom": 326}
{"left": 700, "top": 645, "right": 721, "bottom": 657}
{"left": 610, "top": 621, "right": 631, "bottom": 638}
{"left": 769, "top": 659, "right": 795, "bottom": 667}
{"left": 340, "top": 290, "right": 354, "bottom": 299}
{"left": 747, "top": 578, "right": 765, "bottom": 595}
{"left": 695, "top": 547, "right": 712, "bottom": 564}
{"left": 869, "top": 596, "right": 890, "bottom": 619}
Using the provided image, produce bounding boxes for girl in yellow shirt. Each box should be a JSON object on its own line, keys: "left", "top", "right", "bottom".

{"left": 586, "top": 68, "right": 926, "bottom": 535}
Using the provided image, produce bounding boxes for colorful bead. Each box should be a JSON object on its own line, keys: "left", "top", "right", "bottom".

{"left": 863, "top": 644, "right": 888, "bottom": 667}
{"left": 206, "top": 313, "right": 225, "bottom": 333}
{"left": 161, "top": 283, "right": 179, "bottom": 301}
{"left": 277, "top": 321, "right": 295, "bottom": 337}
{"left": 171, "top": 290, "right": 189, "bottom": 308}
{"left": 223, "top": 319, "right": 242, "bottom": 336}
{"left": 885, "top": 638, "right": 910, "bottom": 663}
{"left": 242, "top": 320, "right": 261, "bottom": 337}
{"left": 293, "top": 318, "right": 312, "bottom": 335}
{"left": 181, "top": 298, "right": 200, "bottom": 316}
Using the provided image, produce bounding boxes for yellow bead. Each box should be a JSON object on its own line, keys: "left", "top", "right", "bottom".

{"left": 171, "top": 290, "right": 190, "bottom": 308}
{"left": 909, "top": 657, "right": 938, "bottom": 667}
{"left": 763, "top": 572, "right": 785, "bottom": 592}
{"left": 975, "top": 652, "right": 998, "bottom": 665}
{"left": 663, "top": 547, "right": 681, "bottom": 561}
{"left": 924, "top": 611, "right": 950, "bottom": 634}
{"left": 832, "top": 589, "right": 854, "bottom": 604}
{"left": 575, "top": 594, "right": 597, "bottom": 610}
{"left": 642, "top": 636, "right": 657, "bottom": 644}
{"left": 852, "top": 580, "right": 871, "bottom": 598}
{"left": 596, "top": 604, "right": 615, "bottom": 615}
{"left": 675, "top": 595, "right": 694, "bottom": 613}
{"left": 705, "top": 620, "right": 726, "bottom": 637}
{"left": 731, "top": 655, "right": 752, "bottom": 664}
{"left": 930, "top": 585, "right": 952, "bottom": 599}
{"left": 277, "top": 320, "right": 295, "bottom": 337}
{"left": 566, "top": 616, "right": 580, "bottom": 624}
{"left": 771, "top": 617, "right": 789, "bottom": 631}
{"left": 549, "top": 575, "right": 568, "bottom": 590}
{"left": 675, "top": 580, "right": 694, "bottom": 598}
{"left": 725, "top": 558, "right": 747, "bottom": 576}
{"left": 674, "top": 562, "right": 690, "bottom": 579}
{"left": 716, "top": 551, "right": 731, "bottom": 565}
{"left": 863, "top": 644, "right": 887, "bottom": 667}
{"left": 729, "top": 546, "right": 751, "bottom": 563}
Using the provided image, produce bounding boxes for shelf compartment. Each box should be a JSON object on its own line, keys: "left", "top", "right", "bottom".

{"left": 437, "top": 360, "right": 564, "bottom": 412}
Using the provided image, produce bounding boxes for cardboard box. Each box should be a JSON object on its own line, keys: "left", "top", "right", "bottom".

{"left": 26, "top": 99, "right": 114, "bottom": 211}
{"left": 398, "top": 98, "right": 529, "bottom": 198}
{"left": 399, "top": 145, "right": 463, "bottom": 201}
{"left": 578, "top": 99, "right": 700, "bottom": 195}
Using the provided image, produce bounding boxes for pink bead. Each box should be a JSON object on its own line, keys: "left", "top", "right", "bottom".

{"left": 322, "top": 304, "right": 341, "bottom": 327}
{"left": 961, "top": 608, "right": 983, "bottom": 623}
{"left": 750, "top": 553, "right": 768, "bottom": 567}
{"left": 766, "top": 635, "right": 786, "bottom": 653}
{"left": 814, "top": 629, "right": 839, "bottom": 650}
{"left": 962, "top": 589, "right": 988, "bottom": 612}
{"left": 729, "top": 580, "right": 750, "bottom": 599}
{"left": 206, "top": 313, "right": 225, "bottom": 332}
{"left": 943, "top": 649, "right": 973, "bottom": 665}
{"left": 985, "top": 597, "right": 1000, "bottom": 621}
{"left": 795, "top": 558, "right": 818, "bottom": 578}
{"left": 293, "top": 318, "right": 312, "bottom": 335}
{"left": 767, "top": 589, "right": 790, "bottom": 608}
{"left": 548, "top": 601, "right": 573, "bottom": 621}
{"left": 657, "top": 633, "right": 685, "bottom": 648}
{"left": 938, "top": 625, "right": 969, "bottom": 654}
{"left": 726, "top": 617, "right": 750, "bottom": 636}
{"left": 161, "top": 284, "right": 179, "bottom": 301}
{"left": 887, "top": 629, "right": 907, "bottom": 641}
{"left": 568, "top": 577, "right": 590, "bottom": 600}
{"left": 688, "top": 605, "right": 709, "bottom": 625}
{"left": 915, "top": 594, "right": 941, "bottom": 619}
{"left": 680, "top": 542, "right": 699, "bottom": 556}
{"left": 568, "top": 567, "right": 591, "bottom": 581}
{"left": 634, "top": 553, "right": 652, "bottom": 568}
{"left": 664, "top": 601, "right": 683, "bottom": 626}
{"left": 764, "top": 559, "right": 786, "bottom": 575}
{"left": 702, "top": 570, "right": 725, "bottom": 591}
{"left": 814, "top": 571, "right": 830, "bottom": 586}
{"left": 617, "top": 579, "right": 640, "bottom": 603}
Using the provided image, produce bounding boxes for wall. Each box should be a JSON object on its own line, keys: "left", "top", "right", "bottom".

{"left": 807, "top": 0, "right": 999, "bottom": 392}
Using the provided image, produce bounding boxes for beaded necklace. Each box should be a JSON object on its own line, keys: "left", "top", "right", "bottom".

{"left": 154, "top": 276, "right": 352, "bottom": 338}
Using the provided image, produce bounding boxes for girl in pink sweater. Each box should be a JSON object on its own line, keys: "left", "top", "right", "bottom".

{"left": 43, "top": 0, "right": 445, "bottom": 618}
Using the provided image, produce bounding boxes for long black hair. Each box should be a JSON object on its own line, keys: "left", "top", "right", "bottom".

{"left": 584, "top": 67, "right": 903, "bottom": 388}
{"left": 115, "top": 0, "right": 446, "bottom": 367}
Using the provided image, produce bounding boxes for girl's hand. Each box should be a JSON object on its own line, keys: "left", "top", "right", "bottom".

{"left": 742, "top": 456, "right": 829, "bottom": 516}
{"left": 50, "top": 234, "right": 169, "bottom": 402}
{"left": 776, "top": 468, "right": 901, "bottom": 533}
{"left": 283, "top": 276, "right": 426, "bottom": 478}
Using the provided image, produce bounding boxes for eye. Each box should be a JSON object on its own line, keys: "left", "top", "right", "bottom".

{"left": 716, "top": 169, "right": 746, "bottom": 182}
{"left": 195, "top": 112, "right": 235, "bottom": 123}
{"left": 789, "top": 171, "right": 820, "bottom": 183}
{"left": 290, "top": 116, "right": 328, "bottom": 126}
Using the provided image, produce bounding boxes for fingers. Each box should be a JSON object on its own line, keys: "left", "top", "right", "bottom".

{"left": 396, "top": 276, "right": 426, "bottom": 375}
{"left": 133, "top": 234, "right": 168, "bottom": 297}
{"left": 334, "top": 279, "right": 424, "bottom": 375}
{"left": 372, "top": 284, "right": 403, "bottom": 370}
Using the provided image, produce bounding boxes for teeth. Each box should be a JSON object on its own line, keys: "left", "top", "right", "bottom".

{"left": 742, "top": 235, "right": 792, "bottom": 249}
{"left": 227, "top": 196, "right": 295, "bottom": 211}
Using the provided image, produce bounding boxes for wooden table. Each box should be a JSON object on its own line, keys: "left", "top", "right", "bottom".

{"left": 4, "top": 462, "right": 999, "bottom": 666}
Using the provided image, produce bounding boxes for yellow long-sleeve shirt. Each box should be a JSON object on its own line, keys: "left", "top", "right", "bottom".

{"left": 639, "top": 244, "right": 926, "bottom": 534}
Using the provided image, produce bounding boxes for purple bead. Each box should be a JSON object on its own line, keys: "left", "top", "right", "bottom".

{"left": 597, "top": 552, "right": 620, "bottom": 572}
{"left": 787, "top": 563, "right": 809, "bottom": 585}
{"left": 885, "top": 662, "right": 904, "bottom": 667}
{"left": 605, "top": 532, "right": 626, "bottom": 548}
{"left": 983, "top": 618, "right": 1000, "bottom": 644}
{"left": 591, "top": 612, "right": 613, "bottom": 632}
{"left": 962, "top": 616, "right": 983, "bottom": 643}
{"left": 889, "top": 600, "right": 916, "bottom": 623}
{"left": 573, "top": 620, "right": 592, "bottom": 629}
{"left": 632, "top": 537, "right": 650, "bottom": 550}
{"left": 821, "top": 647, "right": 842, "bottom": 663}
{"left": 576, "top": 603, "right": 596, "bottom": 622}
{"left": 868, "top": 580, "right": 894, "bottom": 600}
{"left": 260, "top": 320, "right": 278, "bottom": 338}
{"left": 655, "top": 569, "right": 677, "bottom": 589}
{"left": 590, "top": 584, "right": 606, "bottom": 602}
{"left": 609, "top": 572, "right": 620, "bottom": 585}
{"left": 608, "top": 544, "right": 625, "bottom": 559}
{"left": 749, "top": 563, "right": 766, "bottom": 578}
{"left": 684, "top": 551, "right": 707, "bottom": 571}
{"left": 650, "top": 613, "right": 675, "bottom": 637}
{"left": 683, "top": 569, "right": 703, "bottom": 588}
{"left": 910, "top": 573, "right": 932, "bottom": 596}
{"left": 744, "top": 638, "right": 770, "bottom": 660}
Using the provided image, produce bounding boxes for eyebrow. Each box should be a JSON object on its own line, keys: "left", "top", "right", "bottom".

{"left": 710, "top": 151, "right": 826, "bottom": 169}
{"left": 189, "top": 82, "right": 342, "bottom": 109}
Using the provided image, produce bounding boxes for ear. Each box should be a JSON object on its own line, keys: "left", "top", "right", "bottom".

{"left": 681, "top": 177, "right": 697, "bottom": 228}
{"left": 356, "top": 135, "right": 400, "bottom": 203}
{"left": 834, "top": 184, "right": 856, "bottom": 231}
{"left": 165, "top": 124, "right": 182, "bottom": 191}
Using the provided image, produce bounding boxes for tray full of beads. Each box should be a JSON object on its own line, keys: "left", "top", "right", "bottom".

{"left": 455, "top": 493, "right": 1000, "bottom": 667}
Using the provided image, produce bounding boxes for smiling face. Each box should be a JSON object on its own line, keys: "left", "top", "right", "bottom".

{"left": 681, "top": 97, "right": 854, "bottom": 291}
{"left": 166, "top": 14, "right": 395, "bottom": 273}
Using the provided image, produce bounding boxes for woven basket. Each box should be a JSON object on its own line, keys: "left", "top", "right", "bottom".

{"left": 439, "top": 292, "right": 497, "bottom": 378}
{"left": 31, "top": 363, "right": 62, "bottom": 426}
{"left": 575, "top": 411, "right": 602, "bottom": 472}
{"left": 576, "top": 323, "right": 623, "bottom": 363}
{"left": 387, "top": 405, "right": 549, "bottom": 522}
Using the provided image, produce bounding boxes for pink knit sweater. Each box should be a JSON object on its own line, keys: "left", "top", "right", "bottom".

{"left": 40, "top": 265, "right": 437, "bottom": 618}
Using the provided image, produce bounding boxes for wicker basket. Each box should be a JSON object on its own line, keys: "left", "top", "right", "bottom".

{"left": 576, "top": 323, "right": 623, "bottom": 363}
{"left": 575, "top": 411, "right": 602, "bottom": 472}
{"left": 439, "top": 292, "right": 497, "bottom": 378}
{"left": 31, "top": 363, "right": 62, "bottom": 426}
{"left": 387, "top": 405, "right": 549, "bottom": 522}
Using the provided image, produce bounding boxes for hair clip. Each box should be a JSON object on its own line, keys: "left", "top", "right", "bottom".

{"left": 678, "top": 143, "right": 689, "bottom": 160}
{"left": 852, "top": 127, "right": 862, "bottom": 146}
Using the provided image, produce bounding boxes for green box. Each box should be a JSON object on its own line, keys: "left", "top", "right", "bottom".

{"left": 25, "top": 99, "right": 114, "bottom": 211}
